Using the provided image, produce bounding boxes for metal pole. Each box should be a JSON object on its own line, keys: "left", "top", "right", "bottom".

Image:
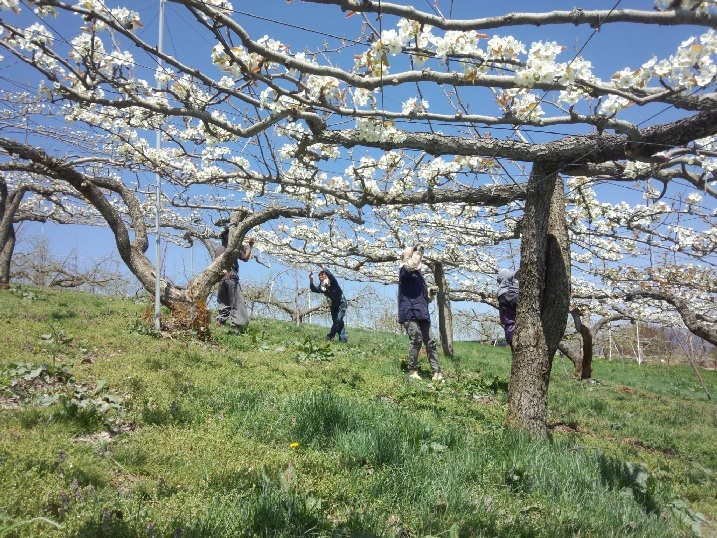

{"left": 154, "top": 0, "right": 165, "bottom": 331}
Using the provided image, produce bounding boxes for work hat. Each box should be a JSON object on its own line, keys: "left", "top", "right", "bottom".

{"left": 497, "top": 268, "right": 516, "bottom": 283}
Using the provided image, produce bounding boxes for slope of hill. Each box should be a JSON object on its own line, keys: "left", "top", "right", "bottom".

{"left": 1, "top": 286, "right": 715, "bottom": 537}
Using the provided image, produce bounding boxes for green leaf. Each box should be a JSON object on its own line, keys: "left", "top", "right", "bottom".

{"left": 25, "top": 367, "right": 44, "bottom": 380}
{"left": 104, "top": 394, "right": 124, "bottom": 404}
{"left": 38, "top": 394, "right": 59, "bottom": 406}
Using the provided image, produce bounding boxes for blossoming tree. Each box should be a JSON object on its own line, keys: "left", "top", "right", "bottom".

{"left": 1, "top": 0, "right": 716, "bottom": 434}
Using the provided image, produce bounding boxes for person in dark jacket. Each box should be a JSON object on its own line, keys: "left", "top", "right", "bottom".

{"left": 215, "top": 228, "right": 254, "bottom": 329}
{"left": 309, "top": 265, "right": 347, "bottom": 342}
{"left": 497, "top": 268, "right": 519, "bottom": 349}
{"left": 398, "top": 244, "right": 443, "bottom": 381}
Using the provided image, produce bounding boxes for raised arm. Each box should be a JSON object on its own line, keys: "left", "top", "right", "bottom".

{"left": 404, "top": 245, "right": 424, "bottom": 272}
{"left": 240, "top": 237, "right": 254, "bottom": 262}
{"left": 309, "top": 271, "right": 322, "bottom": 293}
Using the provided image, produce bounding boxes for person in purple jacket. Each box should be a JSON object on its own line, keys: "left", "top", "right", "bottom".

{"left": 497, "top": 268, "right": 519, "bottom": 349}
{"left": 398, "top": 244, "right": 443, "bottom": 382}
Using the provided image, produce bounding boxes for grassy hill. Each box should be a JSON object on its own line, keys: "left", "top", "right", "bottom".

{"left": 1, "top": 285, "right": 716, "bottom": 537}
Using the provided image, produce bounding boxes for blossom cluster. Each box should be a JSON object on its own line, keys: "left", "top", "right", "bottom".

{"left": 355, "top": 118, "right": 406, "bottom": 144}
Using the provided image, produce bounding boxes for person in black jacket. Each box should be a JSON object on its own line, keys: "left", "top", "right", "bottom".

{"left": 398, "top": 244, "right": 443, "bottom": 381}
{"left": 309, "top": 264, "right": 347, "bottom": 343}
{"left": 215, "top": 228, "right": 254, "bottom": 329}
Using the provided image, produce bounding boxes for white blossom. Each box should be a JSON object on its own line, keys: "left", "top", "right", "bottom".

{"left": 401, "top": 97, "right": 429, "bottom": 115}
{"left": 685, "top": 192, "right": 703, "bottom": 205}
{"left": 599, "top": 95, "right": 630, "bottom": 116}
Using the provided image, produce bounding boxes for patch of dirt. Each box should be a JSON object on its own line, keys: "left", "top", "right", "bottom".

{"left": 548, "top": 421, "right": 585, "bottom": 434}
{"left": 72, "top": 422, "right": 136, "bottom": 446}
{"left": 621, "top": 436, "right": 679, "bottom": 457}
{"left": 0, "top": 395, "right": 20, "bottom": 410}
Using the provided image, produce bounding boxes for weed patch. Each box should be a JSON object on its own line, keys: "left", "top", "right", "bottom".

{"left": 296, "top": 336, "right": 335, "bottom": 363}
{"left": 2, "top": 362, "right": 127, "bottom": 433}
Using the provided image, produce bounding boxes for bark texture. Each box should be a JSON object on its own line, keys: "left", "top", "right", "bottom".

{"left": 505, "top": 163, "right": 571, "bottom": 437}
{"left": 0, "top": 178, "right": 25, "bottom": 288}
{"left": 570, "top": 308, "right": 593, "bottom": 379}
{"left": 0, "top": 225, "right": 14, "bottom": 288}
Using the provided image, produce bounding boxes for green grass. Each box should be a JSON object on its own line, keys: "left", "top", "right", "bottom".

{"left": 1, "top": 285, "right": 716, "bottom": 537}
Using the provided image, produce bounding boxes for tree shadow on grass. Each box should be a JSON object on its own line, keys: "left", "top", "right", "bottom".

{"left": 598, "top": 455, "right": 660, "bottom": 514}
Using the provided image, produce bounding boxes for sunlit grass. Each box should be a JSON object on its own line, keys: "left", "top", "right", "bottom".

{"left": 0, "top": 285, "right": 715, "bottom": 536}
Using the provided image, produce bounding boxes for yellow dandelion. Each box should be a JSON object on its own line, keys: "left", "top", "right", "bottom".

{"left": 290, "top": 442, "right": 299, "bottom": 449}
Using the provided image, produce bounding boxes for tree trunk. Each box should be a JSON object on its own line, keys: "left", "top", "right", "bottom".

{"left": 433, "top": 261, "right": 454, "bottom": 357}
{"left": 505, "top": 163, "right": 571, "bottom": 437}
{"left": 0, "top": 225, "right": 14, "bottom": 288}
{"left": 0, "top": 180, "right": 26, "bottom": 289}
{"left": 562, "top": 313, "right": 627, "bottom": 380}
{"left": 570, "top": 308, "right": 593, "bottom": 379}
{"left": 558, "top": 341, "right": 582, "bottom": 376}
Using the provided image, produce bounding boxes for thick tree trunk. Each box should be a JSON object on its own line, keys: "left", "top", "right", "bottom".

{"left": 433, "top": 261, "right": 454, "bottom": 357}
{"left": 0, "top": 180, "right": 25, "bottom": 289}
{"left": 0, "top": 225, "right": 14, "bottom": 288}
{"left": 505, "top": 163, "right": 571, "bottom": 437}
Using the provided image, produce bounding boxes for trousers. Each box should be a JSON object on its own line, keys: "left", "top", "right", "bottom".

{"left": 404, "top": 319, "right": 441, "bottom": 373}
